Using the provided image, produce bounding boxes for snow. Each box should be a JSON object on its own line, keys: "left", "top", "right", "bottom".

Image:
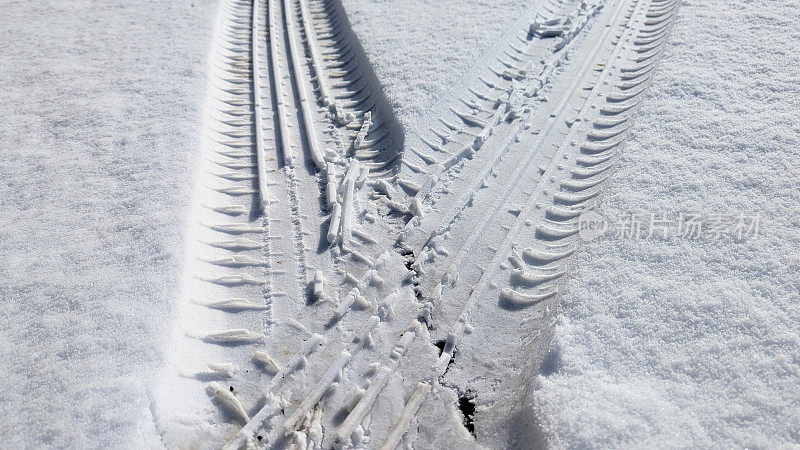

{"left": 0, "top": 0, "right": 217, "bottom": 446}
{"left": 2, "top": 0, "right": 798, "bottom": 446}
{"left": 343, "top": 0, "right": 800, "bottom": 446}
{"left": 528, "top": 0, "right": 800, "bottom": 446}
{"left": 342, "top": 0, "right": 538, "bottom": 133}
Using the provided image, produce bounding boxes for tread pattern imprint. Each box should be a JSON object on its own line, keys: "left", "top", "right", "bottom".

{"left": 151, "top": 0, "right": 679, "bottom": 448}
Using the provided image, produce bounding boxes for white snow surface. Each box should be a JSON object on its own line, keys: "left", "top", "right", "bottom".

{"left": 2, "top": 0, "right": 799, "bottom": 447}
{"left": 0, "top": 0, "right": 216, "bottom": 446}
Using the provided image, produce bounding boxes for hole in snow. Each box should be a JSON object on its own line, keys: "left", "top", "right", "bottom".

{"left": 434, "top": 339, "right": 446, "bottom": 356}
{"left": 458, "top": 392, "right": 476, "bottom": 437}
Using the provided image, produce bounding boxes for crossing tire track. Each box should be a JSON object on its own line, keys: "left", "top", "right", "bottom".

{"left": 155, "top": 0, "right": 678, "bottom": 447}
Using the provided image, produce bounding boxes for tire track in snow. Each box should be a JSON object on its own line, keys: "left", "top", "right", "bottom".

{"left": 339, "top": 0, "right": 679, "bottom": 446}
{"left": 217, "top": 0, "right": 417, "bottom": 444}
{"left": 153, "top": 0, "right": 281, "bottom": 440}
{"left": 157, "top": 0, "right": 678, "bottom": 446}
{"left": 156, "top": 0, "right": 411, "bottom": 445}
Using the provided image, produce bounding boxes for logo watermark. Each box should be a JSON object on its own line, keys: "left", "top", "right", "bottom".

{"left": 577, "top": 210, "right": 761, "bottom": 242}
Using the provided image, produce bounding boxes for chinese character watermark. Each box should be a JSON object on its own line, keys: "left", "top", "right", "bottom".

{"left": 578, "top": 210, "right": 761, "bottom": 242}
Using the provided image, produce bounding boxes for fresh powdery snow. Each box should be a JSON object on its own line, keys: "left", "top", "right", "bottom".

{"left": 0, "top": 0, "right": 217, "bottom": 447}
{"left": 1, "top": 0, "right": 798, "bottom": 448}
